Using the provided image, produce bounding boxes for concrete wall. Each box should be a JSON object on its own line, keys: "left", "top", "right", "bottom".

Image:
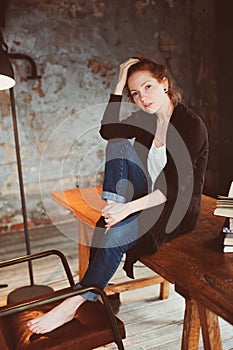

{"left": 0, "top": 0, "right": 218, "bottom": 232}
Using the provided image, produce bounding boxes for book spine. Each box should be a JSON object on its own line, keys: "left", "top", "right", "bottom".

{"left": 223, "top": 245, "right": 233, "bottom": 253}
{"left": 222, "top": 228, "right": 233, "bottom": 234}
{"left": 230, "top": 218, "right": 233, "bottom": 231}
{"left": 224, "top": 238, "right": 233, "bottom": 246}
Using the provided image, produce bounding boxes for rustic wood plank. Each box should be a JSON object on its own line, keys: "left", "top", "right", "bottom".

{"left": 105, "top": 275, "right": 165, "bottom": 295}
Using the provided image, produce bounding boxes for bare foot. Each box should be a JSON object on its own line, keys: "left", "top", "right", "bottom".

{"left": 27, "top": 295, "right": 85, "bottom": 334}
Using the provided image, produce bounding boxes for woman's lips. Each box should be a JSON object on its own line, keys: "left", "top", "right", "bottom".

{"left": 144, "top": 102, "right": 152, "bottom": 108}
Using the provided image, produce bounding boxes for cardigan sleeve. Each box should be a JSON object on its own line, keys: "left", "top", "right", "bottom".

{"left": 99, "top": 94, "right": 146, "bottom": 140}
{"left": 155, "top": 104, "right": 208, "bottom": 204}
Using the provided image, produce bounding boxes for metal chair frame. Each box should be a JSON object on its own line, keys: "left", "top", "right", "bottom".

{"left": 0, "top": 249, "right": 125, "bottom": 350}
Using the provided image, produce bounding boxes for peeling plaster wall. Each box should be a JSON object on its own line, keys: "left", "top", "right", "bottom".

{"left": 0, "top": 0, "right": 217, "bottom": 231}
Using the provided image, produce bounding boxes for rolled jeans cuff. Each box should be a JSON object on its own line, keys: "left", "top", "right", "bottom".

{"left": 74, "top": 283, "right": 99, "bottom": 302}
{"left": 102, "top": 190, "right": 126, "bottom": 203}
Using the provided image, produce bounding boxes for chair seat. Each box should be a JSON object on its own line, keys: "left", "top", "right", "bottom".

{"left": 7, "top": 285, "right": 54, "bottom": 305}
{"left": 1, "top": 287, "right": 126, "bottom": 350}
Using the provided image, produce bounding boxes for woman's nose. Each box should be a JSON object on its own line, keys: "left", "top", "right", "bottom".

{"left": 140, "top": 94, "right": 146, "bottom": 102}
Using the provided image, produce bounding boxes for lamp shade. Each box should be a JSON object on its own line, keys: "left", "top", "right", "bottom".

{"left": 0, "top": 47, "right": 15, "bottom": 90}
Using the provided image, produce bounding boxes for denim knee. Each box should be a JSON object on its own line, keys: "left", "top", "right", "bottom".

{"left": 105, "top": 139, "right": 132, "bottom": 159}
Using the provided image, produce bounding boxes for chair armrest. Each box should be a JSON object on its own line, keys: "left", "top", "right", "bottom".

{"left": 0, "top": 249, "right": 75, "bottom": 288}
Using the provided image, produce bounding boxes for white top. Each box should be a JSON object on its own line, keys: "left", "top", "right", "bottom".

{"left": 147, "top": 143, "right": 167, "bottom": 190}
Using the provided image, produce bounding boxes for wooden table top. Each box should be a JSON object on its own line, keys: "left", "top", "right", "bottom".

{"left": 52, "top": 186, "right": 104, "bottom": 227}
{"left": 52, "top": 187, "right": 233, "bottom": 325}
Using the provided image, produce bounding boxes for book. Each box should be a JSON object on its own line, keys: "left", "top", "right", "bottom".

{"left": 223, "top": 232, "right": 233, "bottom": 245}
{"left": 223, "top": 245, "right": 233, "bottom": 253}
{"left": 214, "top": 181, "right": 233, "bottom": 230}
{"left": 222, "top": 226, "right": 233, "bottom": 233}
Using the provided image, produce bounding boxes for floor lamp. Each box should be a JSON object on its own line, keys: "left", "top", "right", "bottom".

{"left": 0, "top": 31, "right": 41, "bottom": 288}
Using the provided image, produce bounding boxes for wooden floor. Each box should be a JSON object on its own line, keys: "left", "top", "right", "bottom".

{"left": 0, "top": 222, "right": 232, "bottom": 350}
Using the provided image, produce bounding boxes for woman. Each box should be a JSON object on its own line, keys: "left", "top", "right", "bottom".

{"left": 28, "top": 57, "right": 208, "bottom": 334}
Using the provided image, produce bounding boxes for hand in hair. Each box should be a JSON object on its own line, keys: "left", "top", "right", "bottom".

{"left": 114, "top": 57, "right": 140, "bottom": 95}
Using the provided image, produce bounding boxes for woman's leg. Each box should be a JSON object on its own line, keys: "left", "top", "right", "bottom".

{"left": 89, "top": 139, "right": 151, "bottom": 262}
{"left": 77, "top": 139, "right": 151, "bottom": 300}
{"left": 75, "top": 214, "right": 140, "bottom": 301}
{"left": 27, "top": 139, "right": 150, "bottom": 334}
{"left": 27, "top": 213, "right": 141, "bottom": 334}
{"left": 102, "top": 139, "right": 150, "bottom": 203}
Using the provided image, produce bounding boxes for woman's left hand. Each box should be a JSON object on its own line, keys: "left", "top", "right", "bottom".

{"left": 102, "top": 201, "right": 132, "bottom": 228}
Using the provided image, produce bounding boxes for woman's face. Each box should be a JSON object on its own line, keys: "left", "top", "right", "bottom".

{"left": 127, "top": 70, "right": 168, "bottom": 114}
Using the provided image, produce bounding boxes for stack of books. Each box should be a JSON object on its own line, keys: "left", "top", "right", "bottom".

{"left": 222, "top": 222, "right": 233, "bottom": 252}
{"left": 214, "top": 181, "right": 233, "bottom": 253}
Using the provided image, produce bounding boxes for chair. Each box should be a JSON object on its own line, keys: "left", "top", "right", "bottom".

{"left": 0, "top": 250, "right": 125, "bottom": 350}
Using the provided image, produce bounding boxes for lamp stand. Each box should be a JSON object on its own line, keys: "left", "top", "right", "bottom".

{"left": 10, "top": 87, "right": 34, "bottom": 285}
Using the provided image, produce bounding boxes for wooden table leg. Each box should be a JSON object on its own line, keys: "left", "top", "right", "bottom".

{"left": 198, "top": 305, "right": 222, "bottom": 350}
{"left": 78, "top": 220, "right": 91, "bottom": 280}
{"left": 159, "top": 280, "right": 170, "bottom": 300}
{"left": 181, "top": 298, "right": 201, "bottom": 350}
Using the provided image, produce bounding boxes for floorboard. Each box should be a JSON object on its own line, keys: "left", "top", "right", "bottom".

{"left": 0, "top": 223, "right": 232, "bottom": 349}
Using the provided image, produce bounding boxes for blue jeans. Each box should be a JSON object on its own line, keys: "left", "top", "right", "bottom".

{"left": 75, "top": 140, "right": 150, "bottom": 301}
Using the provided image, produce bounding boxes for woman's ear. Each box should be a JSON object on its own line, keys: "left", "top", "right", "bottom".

{"left": 162, "top": 77, "right": 169, "bottom": 92}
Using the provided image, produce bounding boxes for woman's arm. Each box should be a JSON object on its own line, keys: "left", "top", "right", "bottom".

{"left": 113, "top": 58, "right": 140, "bottom": 95}
{"left": 100, "top": 58, "right": 141, "bottom": 140}
{"left": 102, "top": 189, "right": 167, "bottom": 228}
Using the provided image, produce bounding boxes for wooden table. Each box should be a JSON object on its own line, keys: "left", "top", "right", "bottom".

{"left": 140, "top": 195, "right": 233, "bottom": 350}
{"left": 52, "top": 187, "right": 233, "bottom": 350}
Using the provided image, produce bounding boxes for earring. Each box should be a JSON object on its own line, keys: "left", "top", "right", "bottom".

{"left": 164, "top": 87, "right": 168, "bottom": 93}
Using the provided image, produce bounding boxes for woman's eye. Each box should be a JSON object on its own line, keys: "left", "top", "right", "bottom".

{"left": 145, "top": 84, "right": 151, "bottom": 90}
{"left": 131, "top": 92, "right": 138, "bottom": 98}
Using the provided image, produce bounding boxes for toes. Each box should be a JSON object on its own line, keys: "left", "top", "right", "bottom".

{"left": 28, "top": 324, "right": 40, "bottom": 333}
{"left": 30, "top": 326, "right": 43, "bottom": 334}
{"left": 27, "top": 318, "right": 39, "bottom": 328}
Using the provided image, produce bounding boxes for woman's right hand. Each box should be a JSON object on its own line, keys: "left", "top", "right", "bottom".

{"left": 113, "top": 57, "right": 140, "bottom": 95}
{"left": 102, "top": 201, "right": 132, "bottom": 229}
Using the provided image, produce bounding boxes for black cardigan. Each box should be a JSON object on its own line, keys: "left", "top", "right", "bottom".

{"left": 99, "top": 94, "right": 209, "bottom": 278}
